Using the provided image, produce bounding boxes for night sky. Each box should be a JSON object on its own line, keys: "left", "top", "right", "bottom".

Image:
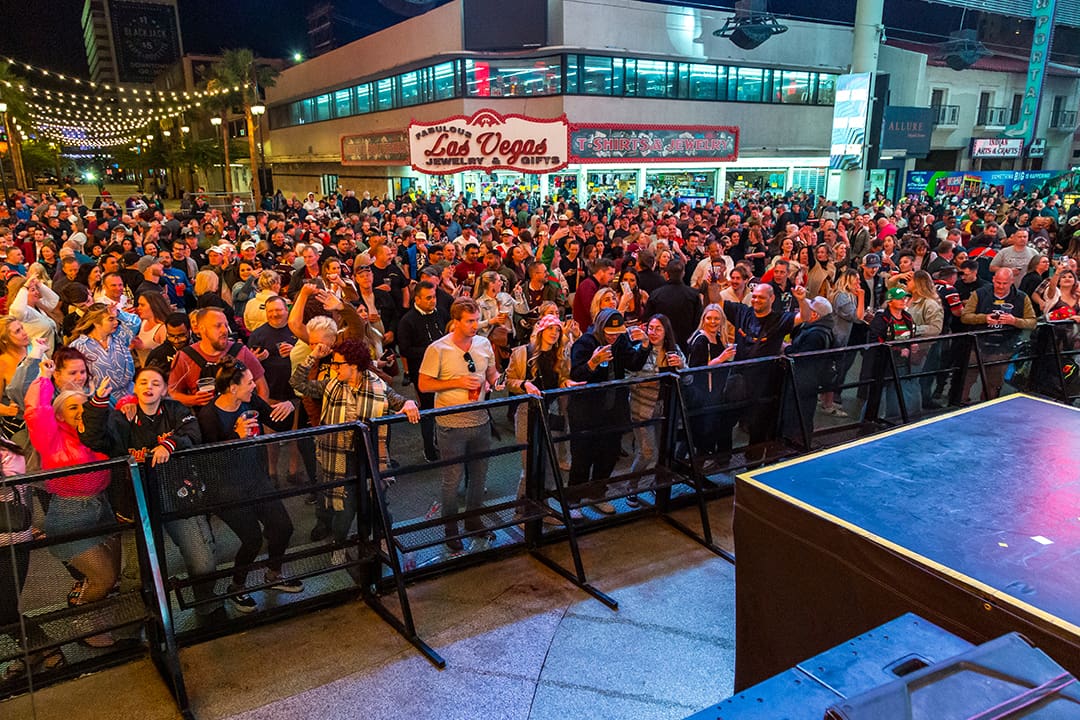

{"left": 0, "top": 0, "right": 1053, "bottom": 80}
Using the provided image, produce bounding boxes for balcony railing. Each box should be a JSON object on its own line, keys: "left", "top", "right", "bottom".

{"left": 931, "top": 104, "right": 960, "bottom": 126}
{"left": 1050, "top": 109, "right": 1077, "bottom": 130}
{"left": 976, "top": 106, "right": 1009, "bottom": 127}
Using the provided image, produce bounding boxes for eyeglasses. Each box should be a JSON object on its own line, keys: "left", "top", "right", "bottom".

{"left": 463, "top": 352, "right": 476, "bottom": 373}
{"left": 328, "top": 360, "right": 347, "bottom": 368}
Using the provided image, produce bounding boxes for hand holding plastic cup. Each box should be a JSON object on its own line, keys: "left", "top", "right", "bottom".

{"left": 240, "top": 409, "right": 260, "bottom": 437}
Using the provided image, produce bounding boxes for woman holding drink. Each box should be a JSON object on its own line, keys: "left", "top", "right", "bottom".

{"left": 197, "top": 357, "right": 301, "bottom": 613}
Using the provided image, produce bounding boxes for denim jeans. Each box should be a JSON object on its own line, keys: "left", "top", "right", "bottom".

{"left": 437, "top": 423, "right": 491, "bottom": 538}
{"left": 164, "top": 515, "right": 221, "bottom": 614}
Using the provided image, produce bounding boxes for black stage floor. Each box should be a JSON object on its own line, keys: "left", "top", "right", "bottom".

{"left": 733, "top": 394, "right": 1080, "bottom": 689}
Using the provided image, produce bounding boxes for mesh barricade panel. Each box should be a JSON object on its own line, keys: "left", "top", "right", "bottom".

{"left": 1, "top": 460, "right": 151, "bottom": 697}
{"left": 674, "top": 357, "right": 789, "bottom": 477}
{"left": 145, "top": 426, "right": 371, "bottom": 641}
{"left": 370, "top": 398, "right": 536, "bottom": 569}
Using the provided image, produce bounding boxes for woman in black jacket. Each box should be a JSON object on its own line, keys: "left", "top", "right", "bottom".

{"left": 565, "top": 309, "right": 649, "bottom": 517}
{"left": 197, "top": 357, "right": 300, "bottom": 613}
{"left": 80, "top": 366, "right": 222, "bottom": 617}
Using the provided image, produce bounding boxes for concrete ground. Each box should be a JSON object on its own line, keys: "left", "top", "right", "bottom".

{"left": 3, "top": 499, "right": 736, "bottom": 720}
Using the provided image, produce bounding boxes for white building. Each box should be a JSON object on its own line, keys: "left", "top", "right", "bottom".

{"left": 263, "top": 0, "right": 1080, "bottom": 204}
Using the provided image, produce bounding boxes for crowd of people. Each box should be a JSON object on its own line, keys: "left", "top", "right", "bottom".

{"left": 1, "top": 179, "right": 1079, "bottom": 679}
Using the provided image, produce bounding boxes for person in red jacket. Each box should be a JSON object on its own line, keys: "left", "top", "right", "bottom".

{"left": 25, "top": 361, "right": 119, "bottom": 647}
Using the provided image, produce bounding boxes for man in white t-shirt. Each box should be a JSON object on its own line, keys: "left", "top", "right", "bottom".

{"left": 419, "top": 297, "right": 499, "bottom": 552}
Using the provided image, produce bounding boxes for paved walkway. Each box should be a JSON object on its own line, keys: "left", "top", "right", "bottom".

{"left": 4, "top": 501, "right": 735, "bottom": 720}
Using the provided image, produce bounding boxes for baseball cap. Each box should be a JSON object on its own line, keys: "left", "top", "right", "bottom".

{"left": 240, "top": 241, "right": 256, "bottom": 251}
{"left": 1068, "top": 215, "right": 1080, "bottom": 227}
{"left": 353, "top": 253, "right": 373, "bottom": 269}
{"left": 808, "top": 296, "right": 833, "bottom": 317}
{"left": 601, "top": 312, "right": 627, "bottom": 333}
{"left": 501, "top": 229, "right": 514, "bottom": 236}
{"left": 863, "top": 252, "right": 883, "bottom": 268}
{"left": 207, "top": 246, "right": 224, "bottom": 256}
{"left": 886, "top": 287, "right": 909, "bottom": 301}
{"left": 136, "top": 255, "right": 158, "bottom": 272}
{"left": 414, "top": 231, "right": 427, "bottom": 241}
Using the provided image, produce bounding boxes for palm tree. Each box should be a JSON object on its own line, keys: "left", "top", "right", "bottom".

{"left": 205, "top": 49, "right": 278, "bottom": 202}
{"left": 0, "top": 63, "right": 30, "bottom": 191}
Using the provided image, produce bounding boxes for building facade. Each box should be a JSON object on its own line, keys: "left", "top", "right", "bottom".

{"left": 264, "top": 0, "right": 1080, "bottom": 204}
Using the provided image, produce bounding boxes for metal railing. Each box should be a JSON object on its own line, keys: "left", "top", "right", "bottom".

{"left": 931, "top": 104, "right": 960, "bottom": 126}
{"left": 4, "top": 322, "right": 1080, "bottom": 712}
{"left": 1050, "top": 109, "right": 1078, "bottom": 130}
{"left": 976, "top": 106, "right": 1009, "bottom": 127}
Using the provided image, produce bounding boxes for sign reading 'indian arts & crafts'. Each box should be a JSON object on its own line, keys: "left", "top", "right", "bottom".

{"left": 408, "top": 110, "right": 569, "bottom": 174}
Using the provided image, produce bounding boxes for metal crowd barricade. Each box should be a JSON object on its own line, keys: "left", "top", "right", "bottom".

{"left": 536, "top": 374, "right": 726, "bottom": 566}
{"left": 0, "top": 458, "right": 189, "bottom": 716}
{"left": 361, "top": 394, "right": 620, "bottom": 665}
{"left": 141, "top": 423, "right": 426, "bottom": 667}
{"left": 672, "top": 356, "right": 794, "bottom": 485}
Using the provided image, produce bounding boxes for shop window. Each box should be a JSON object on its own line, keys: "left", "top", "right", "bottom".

{"left": 465, "top": 56, "right": 560, "bottom": 97}
{"left": 816, "top": 74, "right": 836, "bottom": 105}
{"left": 564, "top": 55, "right": 579, "bottom": 93}
{"left": 611, "top": 57, "right": 624, "bottom": 96}
{"left": 716, "top": 66, "right": 729, "bottom": 101}
{"left": 433, "top": 61, "right": 456, "bottom": 100}
{"left": 777, "top": 71, "right": 811, "bottom": 104}
{"left": 733, "top": 67, "right": 766, "bottom": 102}
{"left": 333, "top": 88, "right": 354, "bottom": 117}
{"left": 582, "top": 56, "right": 614, "bottom": 95}
{"left": 635, "top": 59, "right": 673, "bottom": 98}
{"left": 400, "top": 69, "right": 421, "bottom": 106}
{"left": 355, "top": 84, "right": 371, "bottom": 114}
{"left": 374, "top": 77, "right": 393, "bottom": 111}
{"left": 688, "top": 63, "right": 717, "bottom": 101}
{"left": 312, "top": 94, "right": 332, "bottom": 121}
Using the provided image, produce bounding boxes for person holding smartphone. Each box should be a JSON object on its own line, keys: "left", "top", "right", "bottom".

{"left": 566, "top": 309, "right": 649, "bottom": 517}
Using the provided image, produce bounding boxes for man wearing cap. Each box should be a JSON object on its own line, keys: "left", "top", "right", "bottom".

{"left": 785, "top": 296, "right": 836, "bottom": 436}
{"left": 135, "top": 256, "right": 166, "bottom": 298}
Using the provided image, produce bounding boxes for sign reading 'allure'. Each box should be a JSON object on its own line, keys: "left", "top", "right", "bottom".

{"left": 408, "top": 110, "right": 569, "bottom": 174}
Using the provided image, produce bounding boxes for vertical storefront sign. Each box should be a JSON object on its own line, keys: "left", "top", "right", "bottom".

{"left": 1003, "top": 0, "right": 1057, "bottom": 147}
{"left": 829, "top": 73, "right": 872, "bottom": 170}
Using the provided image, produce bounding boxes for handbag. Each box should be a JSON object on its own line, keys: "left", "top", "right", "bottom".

{"left": 0, "top": 484, "right": 31, "bottom": 534}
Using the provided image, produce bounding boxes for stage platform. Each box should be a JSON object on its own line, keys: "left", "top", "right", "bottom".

{"left": 733, "top": 394, "right": 1080, "bottom": 690}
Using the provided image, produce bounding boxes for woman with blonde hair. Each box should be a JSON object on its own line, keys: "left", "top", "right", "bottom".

{"left": 907, "top": 270, "right": 944, "bottom": 410}
{"left": 820, "top": 268, "right": 865, "bottom": 417}
{"left": 505, "top": 313, "right": 571, "bottom": 515}
{"left": 26, "top": 360, "right": 118, "bottom": 647}
{"left": 8, "top": 276, "right": 60, "bottom": 353}
{"left": 243, "top": 269, "right": 282, "bottom": 332}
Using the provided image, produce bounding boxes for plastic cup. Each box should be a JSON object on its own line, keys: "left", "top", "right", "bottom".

{"left": 240, "top": 409, "right": 260, "bottom": 436}
{"left": 197, "top": 377, "right": 215, "bottom": 393}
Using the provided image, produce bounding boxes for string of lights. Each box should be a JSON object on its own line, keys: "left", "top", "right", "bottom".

{"left": 1, "top": 56, "right": 247, "bottom": 100}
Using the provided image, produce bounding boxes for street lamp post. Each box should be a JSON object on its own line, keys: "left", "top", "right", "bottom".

{"left": 0, "top": 102, "right": 9, "bottom": 208}
{"left": 145, "top": 134, "right": 154, "bottom": 194}
{"left": 251, "top": 103, "right": 266, "bottom": 200}
{"left": 210, "top": 116, "right": 230, "bottom": 194}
